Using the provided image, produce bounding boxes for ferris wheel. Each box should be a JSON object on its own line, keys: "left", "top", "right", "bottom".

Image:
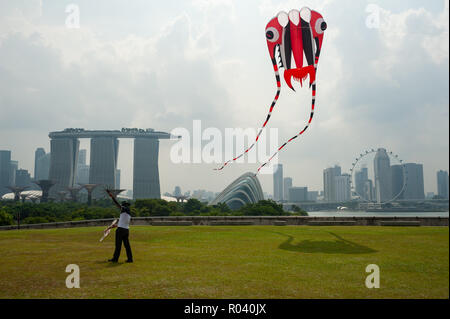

{"left": 349, "top": 149, "right": 408, "bottom": 204}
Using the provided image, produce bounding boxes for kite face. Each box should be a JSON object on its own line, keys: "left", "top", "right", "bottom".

{"left": 265, "top": 8, "right": 326, "bottom": 90}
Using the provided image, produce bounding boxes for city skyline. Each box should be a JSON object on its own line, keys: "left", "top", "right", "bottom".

{"left": 0, "top": 1, "right": 448, "bottom": 196}
{"left": 1, "top": 143, "right": 447, "bottom": 202}
{"left": 1, "top": 137, "right": 448, "bottom": 205}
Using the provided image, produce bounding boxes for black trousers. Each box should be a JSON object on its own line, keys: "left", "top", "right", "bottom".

{"left": 113, "top": 227, "right": 133, "bottom": 261}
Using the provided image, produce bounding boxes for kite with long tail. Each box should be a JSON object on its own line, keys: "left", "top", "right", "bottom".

{"left": 216, "top": 7, "right": 327, "bottom": 173}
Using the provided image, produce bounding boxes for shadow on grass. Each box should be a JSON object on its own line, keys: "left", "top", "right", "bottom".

{"left": 275, "top": 232, "right": 377, "bottom": 255}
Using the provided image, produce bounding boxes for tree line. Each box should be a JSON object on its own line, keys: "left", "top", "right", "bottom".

{"left": 0, "top": 199, "right": 308, "bottom": 226}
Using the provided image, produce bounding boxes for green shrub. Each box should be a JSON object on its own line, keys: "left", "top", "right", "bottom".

{"left": 183, "top": 199, "right": 204, "bottom": 214}
{"left": 239, "top": 200, "right": 288, "bottom": 216}
{"left": 0, "top": 197, "right": 296, "bottom": 222}
{"left": 0, "top": 209, "right": 14, "bottom": 226}
{"left": 291, "top": 205, "right": 308, "bottom": 216}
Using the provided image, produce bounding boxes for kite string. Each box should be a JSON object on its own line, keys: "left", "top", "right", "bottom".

{"left": 215, "top": 58, "right": 282, "bottom": 171}
{"left": 256, "top": 82, "right": 317, "bottom": 174}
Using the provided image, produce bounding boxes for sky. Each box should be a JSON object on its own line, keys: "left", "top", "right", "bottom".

{"left": 0, "top": 0, "right": 448, "bottom": 196}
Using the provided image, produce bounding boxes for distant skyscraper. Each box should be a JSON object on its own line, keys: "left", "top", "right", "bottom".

{"left": 354, "top": 167, "right": 369, "bottom": 200}
{"left": 390, "top": 164, "right": 404, "bottom": 200}
{"left": 34, "top": 148, "right": 45, "bottom": 179}
{"left": 78, "top": 149, "right": 87, "bottom": 166}
{"left": 307, "top": 191, "right": 319, "bottom": 202}
{"left": 89, "top": 137, "right": 118, "bottom": 198}
{"left": 323, "top": 165, "right": 341, "bottom": 202}
{"left": 35, "top": 153, "right": 50, "bottom": 181}
{"left": 288, "top": 187, "right": 308, "bottom": 202}
{"left": 402, "top": 163, "right": 425, "bottom": 200}
{"left": 10, "top": 160, "right": 18, "bottom": 187}
{"left": 76, "top": 164, "right": 90, "bottom": 185}
{"left": 283, "top": 177, "right": 292, "bottom": 201}
{"left": 174, "top": 186, "right": 182, "bottom": 197}
{"left": 374, "top": 148, "right": 392, "bottom": 203}
{"left": 437, "top": 170, "right": 449, "bottom": 199}
{"left": 15, "top": 169, "right": 31, "bottom": 188}
{"left": 49, "top": 128, "right": 171, "bottom": 200}
{"left": 363, "top": 179, "right": 374, "bottom": 201}
{"left": 49, "top": 138, "right": 80, "bottom": 198}
{"left": 75, "top": 149, "right": 89, "bottom": 185}
{"left": 273, "top": 164, "right": 283, "bottom": 202}
{"left": 133, "top": 138, "right": 161, "bottom": 199}
{"left": 0, "top": 150, "right": 11, "bottom": 196}
{"left": 335, "top": 174, "right": 351, "bottom": 202}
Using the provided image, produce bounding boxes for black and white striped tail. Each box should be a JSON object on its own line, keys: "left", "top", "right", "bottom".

{"left": 215, "top": 58, "right": 282, "bottom": 171}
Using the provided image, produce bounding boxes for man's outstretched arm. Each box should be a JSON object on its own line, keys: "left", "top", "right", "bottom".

{"left": 106, "top": 189, "right": 121, "bottom": 209}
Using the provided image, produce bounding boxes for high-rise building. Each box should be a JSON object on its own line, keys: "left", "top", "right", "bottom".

{"left": 15, "top": 169, "right": 32, "bottom": 188}
{"left": 354, "top": 167, "right": 368, "bottom": 199}
{"left": 10, "top": 160, "right": 18, "bottom": 187}
{"left": 283, "top": 177, "right": 293, "bottom": 201}
{"left": 133, "top": 138, "right": 161, "bottom": 199}
{"left": 0, "top": 150, "right": 11, "bottom": 196}
{"left": 390, "top": 164, "right": 404, "bottom": 200}
{"left": 374, "top": 148, "right": 392, "bottom": 203}
{"left": 323, "top": 165, "right": 341, "bottom": 202}
{"left": 35, "top": 153, "right": 50, "bottom": 181}
{"left": 78, "top": 149, "right": 87, "bottom": 166}
{"left": 307, "top": 191, "right": 319, "bottom": 202}
{"left": 437, "top": 170, "right": 449, "bottom": 199}
{"left": 74, "top": 149, "right": 89, "bottom": 185}
{"left": 89, "top": 137, "right": 118, "bottom": 198}
{"left": 174, "top": 186, "right": 182, "bottom": 197}
{"left": 49, "top": 138, "right": 80, "bottom": 198}
{"left": 363, "top": 179, "right": 374, "bottom": 201}
{"left": 288, "top": 187, "right": 308, "bottom": 202}
{"left": 273, "top": 164, "right": 283, "bottom": 202}
{"left": 403, "top": 163, "right": 425, "bottom": 200}
{"left": 34, "top": 148, "right": 46, "bottom": 179}
{"left": 49, "top": 129, "right": 172, "bottom": 200}
{"left": 335, "top": 174, "right": 351, "bottom": 202}
{"left": 76, "top": 164, "right": 89, "bottom": 185}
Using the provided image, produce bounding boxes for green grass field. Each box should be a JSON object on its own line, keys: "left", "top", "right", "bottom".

{"left": 0, "top": 226, "right": 448, "bottom": 299}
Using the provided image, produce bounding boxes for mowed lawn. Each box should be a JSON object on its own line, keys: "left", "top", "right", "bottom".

{"left": 0, "top": 226, "right": 448, "bottom": 299}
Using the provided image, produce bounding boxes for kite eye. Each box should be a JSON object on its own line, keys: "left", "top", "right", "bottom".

{"left": 315, "top": 18, "right": 326, "bottom": 34}
{"left": 266, "top": 27, "right": 279, "bottom": 42}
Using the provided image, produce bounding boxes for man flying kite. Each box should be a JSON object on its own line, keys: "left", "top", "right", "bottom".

{"left": 105, "top": 189, "right": 133, "bottom": 263}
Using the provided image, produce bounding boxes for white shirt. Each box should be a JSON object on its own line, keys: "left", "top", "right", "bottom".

{"left": 118, "top": 212, "right": 131, "bottom": 229}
